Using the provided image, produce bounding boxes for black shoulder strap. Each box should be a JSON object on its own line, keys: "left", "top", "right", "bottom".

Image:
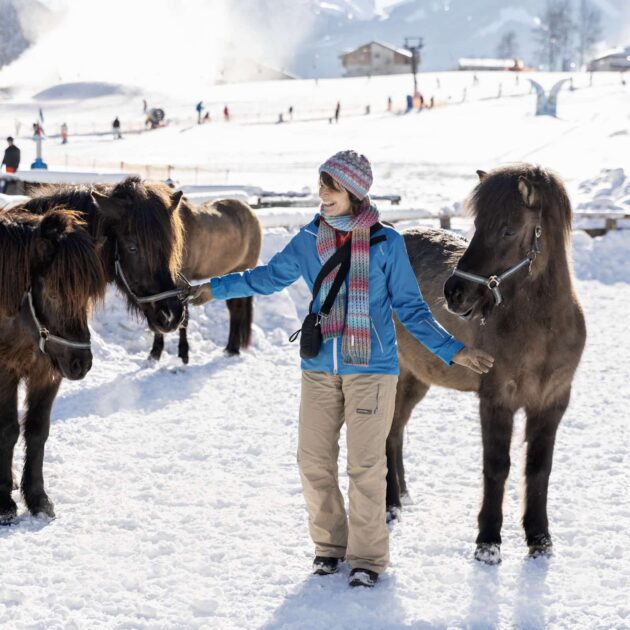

{"left": 310, "top": 231, "right": 387, "bottom": 315}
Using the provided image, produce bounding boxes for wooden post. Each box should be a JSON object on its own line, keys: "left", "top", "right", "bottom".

{"left": 605, "top": 217, "right": 618, "bottom": 232}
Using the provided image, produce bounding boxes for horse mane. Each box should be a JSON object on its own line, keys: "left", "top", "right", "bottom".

{"left": 468, "top": 164, "right": 572, "bottom": 248}
{"left": 0, "top": 211, "right": 33, "bottom": 315}
{"left": 0, "top": 207, "right": 106, "bottom": 320}
{"left": 43, "top": 209, "right": 107, "bottom": 322}
{"left": 109, "top": 177, "right": 184, "bottom": 279}
{"left": 22, "top": 185, "right": 104, "bottom": 235}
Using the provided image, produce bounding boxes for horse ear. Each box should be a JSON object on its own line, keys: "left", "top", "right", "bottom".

{"left": 34, "top": 211, "right": 71, "bottom": 265}
{"left": 91, "top": 190, "right": 123, "bottom": 220}
{"left": 518, "top": 176, "right": 538, "bottom": 207}
{"left": 476, "top": 170, "right": 487, "bottom": 181}
{"left": 170, "top": 190, "right": 184, "bottom": 214}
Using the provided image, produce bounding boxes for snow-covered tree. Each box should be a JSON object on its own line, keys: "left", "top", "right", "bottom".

{"left": 576, "top": 0, "right": 602, "bottom": 68}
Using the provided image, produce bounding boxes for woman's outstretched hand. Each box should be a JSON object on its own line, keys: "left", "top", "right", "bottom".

{"left": 189, "top": 282, "right": 213, "bottom": 306}
{"left": 452, "top": 347, "right": 494, "bottom": 374}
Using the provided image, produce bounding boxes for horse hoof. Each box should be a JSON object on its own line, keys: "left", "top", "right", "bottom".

{"left": 224, "top": 348, "right": 240, "bottom": 357}
{"left": 179, "top": 354, "right": 189, "bottom": 365}
{"left": 386, "top": 506, "right": 401, "bottom": 523}
{"left": 26, "top": 494, "right": 55, "bottom": 519}
{"left": 528, "top": 534, "right": 553, "bottom": 559}
{"left": 474, "top": 543, "right": 502, "bottom": 565}
{"left": 400, "top": 492, "right": 413, "bottom": 506}
{"left": 0, "top": 498, "right": 18, "bottom": 526}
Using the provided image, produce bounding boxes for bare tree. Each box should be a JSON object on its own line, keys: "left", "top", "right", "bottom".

{"left": 496, "top": 31, "right": 518, "bottom": 58}
{"left": 534, "top": 0, "right": 575, "bottom": 71}
{"left": 576, "top": 0, "right": 602, "bottom": 68}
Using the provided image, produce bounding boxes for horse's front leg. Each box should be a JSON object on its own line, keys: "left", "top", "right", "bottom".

{"left": 475, "top": 398, "right": 514, "bottom": 564}
{"left": 178, "top": 305, "right": 190, "bottom": 364}
{"left": 149, "top": 332, "right": 165, "bottom": 362}
{"left": 0, "top": 372, "right": 19, "bottom": 525}
{"left": 21, "top": 378, "right": 60, "bottom": 518}
{"left": 523, "top": 389, "right": 570, "bottom": 557}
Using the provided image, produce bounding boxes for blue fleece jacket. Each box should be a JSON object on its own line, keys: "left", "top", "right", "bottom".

{"left": 211, "top": 216, "right": 464, "bottom": 375}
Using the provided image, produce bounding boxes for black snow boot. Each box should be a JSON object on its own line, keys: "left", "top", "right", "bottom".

{"left": 312, "top": 556, "right": 342, "bottom": 575}
{"left": 348, "top": 568, "right": 379, "bottom": 588}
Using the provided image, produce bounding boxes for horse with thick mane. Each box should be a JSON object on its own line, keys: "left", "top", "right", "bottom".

{"left": 0, "top": 207, "right": 106, "bottom": 524}
{"left": 21, "top": 177, "right": 187, "bottom": 337}
{"left": 388, "top": 164, "right": 586, "bottom": 563}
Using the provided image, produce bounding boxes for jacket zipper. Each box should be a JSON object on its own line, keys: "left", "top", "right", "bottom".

{"left": 333, "top": 337, "right": 338, "bottom": 374}
{"left": 370, "top": 317, "right": 384, "bottom": 354}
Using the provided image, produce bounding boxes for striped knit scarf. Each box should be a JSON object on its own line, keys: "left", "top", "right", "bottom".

{"left": 317, "top": 200, "right": 380, "bottom": 366}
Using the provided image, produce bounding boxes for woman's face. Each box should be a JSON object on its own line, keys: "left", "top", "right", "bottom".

{"left": 319, "top": 177, "right": 352, "bottom": 216}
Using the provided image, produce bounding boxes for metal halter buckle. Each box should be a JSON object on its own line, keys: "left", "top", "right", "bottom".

{"left": 487, "top": 276, "right": 500, "bottom": 289}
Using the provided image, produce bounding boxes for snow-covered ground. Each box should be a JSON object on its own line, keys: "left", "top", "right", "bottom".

{"left": 0, "top": 73, "right": 629, "bottom": 628}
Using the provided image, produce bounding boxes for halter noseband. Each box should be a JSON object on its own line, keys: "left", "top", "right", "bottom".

{"left": 26, "top": 290, "right": 92, "bottom": 354}
{"left": 452, "top": 223, "right": 542, "bottom": 306}
{"left": 113, "top": 242, "right": 192, "bottom": 305}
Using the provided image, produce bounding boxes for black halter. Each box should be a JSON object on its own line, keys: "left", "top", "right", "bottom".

{"left": 26, "top": 290, "right": 91, "bottom": 355}
{"left": 452, "top": 221, "right": 542, "bottom": 306}
{"left": 113, "top": 242, "right": 192, "bottom": 304}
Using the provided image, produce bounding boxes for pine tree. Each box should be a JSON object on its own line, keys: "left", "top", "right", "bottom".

{"left": 496, "top": 31, "right": 518, "bottom": 59}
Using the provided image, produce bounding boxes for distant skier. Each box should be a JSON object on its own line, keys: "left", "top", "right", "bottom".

{"left": 1, "top": 137, "right": 20, "bottom": 173}
{"left": 223, "top": 105, "right": 230, "bottom": 122}
{"left": 196, "top": 101, "right": 204, "bottom": 124}
{"left": 112, "top": 117, "right": 122, "bottom": 139}
{"left": 387, "top": 96, "right": 392, "bottom": 112}
{"left": 288, "top": 105, "right": 294, "bottom": 121}
{"left": 60, "top": 122, "right": 68, "bottom": 144}
{"left": 334, "top": 101, "right": 340, "bottom": 123}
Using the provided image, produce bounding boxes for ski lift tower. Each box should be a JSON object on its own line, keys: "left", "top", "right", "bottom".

{"left": 404, "top": 37, "right": 424, "bottom": 95}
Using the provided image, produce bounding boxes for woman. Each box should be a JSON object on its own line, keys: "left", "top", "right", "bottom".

{"left": 191, "top": 151, "right": 493, "bottom": 587}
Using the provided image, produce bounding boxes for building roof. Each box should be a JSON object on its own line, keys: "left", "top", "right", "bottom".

{"left": 341, "top": 40, "right": 413, "bottom": 59}
{"left": 591, "top": 46, "right": 630, "bottom": 62}
{"left": 458, "top": 57, "right": 523, "bottom": 68}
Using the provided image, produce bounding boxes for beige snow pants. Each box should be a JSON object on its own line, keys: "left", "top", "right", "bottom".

{"left": 297, "top": 370, "right": 398, "bottom": 573}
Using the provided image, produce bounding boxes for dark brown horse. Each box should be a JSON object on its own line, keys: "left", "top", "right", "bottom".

{"left": 0, "top": 207, "right": 106, "bottom": 524}
{"left": 387, "top": 164, "right": 586, "bottom": 563}
{"left": 20, "top": 178, "right": 186, "bottom": 336}
{"left": 148, "top": 196, "right": 262, "bottom": 363}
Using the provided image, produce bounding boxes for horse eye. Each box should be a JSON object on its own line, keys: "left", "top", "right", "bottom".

{"left": 128, "top": 244, "right": 138, "bottom": 254}
{"left": 502, "top": 227, "right": 516, "bottom": 237}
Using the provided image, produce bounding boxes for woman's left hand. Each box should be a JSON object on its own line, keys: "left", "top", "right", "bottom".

{"left": 452, "top": 347, "right": 495, "bottom": 374}
{"left": 188, "top": 281, "right": 213, "bottom": 305}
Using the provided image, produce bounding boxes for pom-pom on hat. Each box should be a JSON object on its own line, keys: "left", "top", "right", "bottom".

{"left": 319, "top": 150, "right": 373, "bottom": 201}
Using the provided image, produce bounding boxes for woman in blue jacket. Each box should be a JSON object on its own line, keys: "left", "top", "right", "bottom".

{"left": 191, "top": 151, "right": 493, "bottom": 587}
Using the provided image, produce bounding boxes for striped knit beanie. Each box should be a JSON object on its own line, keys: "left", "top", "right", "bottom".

{"left": 319, "top": 150, "right": 373, "bottom": 200}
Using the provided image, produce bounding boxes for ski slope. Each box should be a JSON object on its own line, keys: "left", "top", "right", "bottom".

{"left": 0, "top": 73, "right": 629, "bottom": 628}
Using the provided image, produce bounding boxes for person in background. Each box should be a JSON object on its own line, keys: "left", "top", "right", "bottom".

{"left": 189, "top": 150, "right": 494, "bottom": 588}
{"left": 60, "top": 122, "right": 68, "bottom": 144}
{"left": 112, "top": 117, "right": 122, "bottom": 140}
{"left": 223, "top": 105, "right": 230, "bottom": 122}
{"left": 1, "top": 137, "right": 20, "bottom": 173}
{"left": 334, "top": 101, "right": 340, "bottom": 123}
